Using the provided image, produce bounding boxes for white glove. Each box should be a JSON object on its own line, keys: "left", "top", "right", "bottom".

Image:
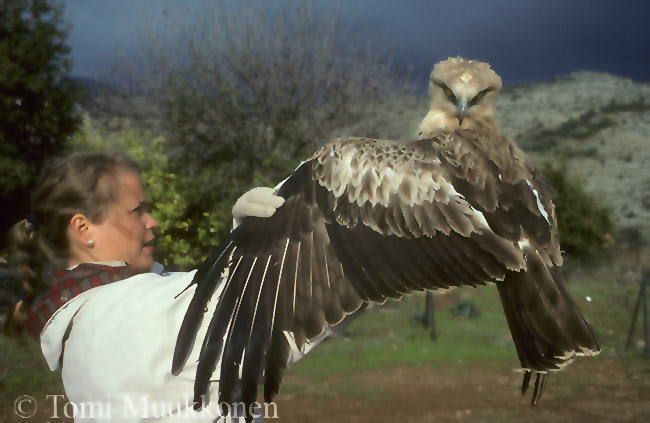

{"left": 232, "top": 186, "right": 285, "bottom": 226}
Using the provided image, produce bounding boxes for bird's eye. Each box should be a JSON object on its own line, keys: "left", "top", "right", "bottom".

{"left": 433, "top": 80, "right": 457, "bottom": 102}
{"left": 469, "top": 88, "right": 493, "bottom": 107}
{"left": 442, "top": 86, "right": 457, "bottom": 102}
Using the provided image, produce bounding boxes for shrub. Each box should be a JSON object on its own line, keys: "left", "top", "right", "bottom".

{"left": 540, "top": 161, "right": 614, "bottom": 260}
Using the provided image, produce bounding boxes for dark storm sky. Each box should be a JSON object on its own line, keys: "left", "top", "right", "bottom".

{"left": 64, "top": 0, "right": 650, "bottom": 89}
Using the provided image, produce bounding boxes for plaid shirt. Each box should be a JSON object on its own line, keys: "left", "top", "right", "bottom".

{"left": 25, "top": 263, "right": 139, "bottom": 340}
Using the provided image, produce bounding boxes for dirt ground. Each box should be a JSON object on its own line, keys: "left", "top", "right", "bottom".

{"left": 3, "top": 358, "right": 648, "bottom": 422}
{"left": 274, "top": 359, "right": 650, "bottom": 423}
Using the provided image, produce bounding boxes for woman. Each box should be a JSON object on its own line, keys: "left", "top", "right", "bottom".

{"left": 5, "top": 151, "right": 287, "bottom": 422}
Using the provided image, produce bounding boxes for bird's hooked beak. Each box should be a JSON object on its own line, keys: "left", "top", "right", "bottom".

{"left": 457, "top": 97, "right": 467, "bottom": 126}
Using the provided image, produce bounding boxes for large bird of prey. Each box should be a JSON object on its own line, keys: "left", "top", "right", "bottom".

{"left": 173, "top": 57, "right": 600, "bottom": 419}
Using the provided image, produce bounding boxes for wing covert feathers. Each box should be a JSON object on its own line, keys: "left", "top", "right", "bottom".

{"left": 173, "top": 124, "right": 599, "bottom": 419}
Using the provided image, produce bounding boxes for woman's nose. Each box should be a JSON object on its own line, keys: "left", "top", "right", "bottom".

{"left": 145, "top": 212, "right": 159, "bottom": 229}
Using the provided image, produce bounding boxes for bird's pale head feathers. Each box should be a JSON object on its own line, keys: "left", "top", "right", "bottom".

{"left": 418, "top": 57, "right": 502, "bottom": 138}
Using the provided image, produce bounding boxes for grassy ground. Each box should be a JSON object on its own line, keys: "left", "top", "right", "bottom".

{"left": 1, "top": 250, "right": 648, "bottom": 422}
{"left": 280, "top": 254, "right": 644, "bottom": 396}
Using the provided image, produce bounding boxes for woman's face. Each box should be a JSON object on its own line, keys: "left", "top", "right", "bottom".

{"left": 90, "top": 171, "right": 158, "bottom": 271}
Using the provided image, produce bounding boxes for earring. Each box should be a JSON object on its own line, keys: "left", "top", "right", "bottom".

{"left": 88, "top": 240, "right": 94, "bottom": 245}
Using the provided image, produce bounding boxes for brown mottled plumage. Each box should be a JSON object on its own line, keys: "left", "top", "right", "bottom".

{"left": 173, "top": 57, "right": 600, "bottom": 420}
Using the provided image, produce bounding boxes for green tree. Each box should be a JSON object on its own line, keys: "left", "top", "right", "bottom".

{"left": 540, "top": 161, "right": 614, "bottom": 260}
{"left": 0, "top": 0, "right": 79, "bottom": 249}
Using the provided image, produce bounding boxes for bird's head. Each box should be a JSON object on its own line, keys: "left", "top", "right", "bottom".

{"left": 417, "top": 57, "right": 502, "bottom": 138}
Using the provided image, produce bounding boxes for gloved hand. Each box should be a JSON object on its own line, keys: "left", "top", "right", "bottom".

{"left": 232, "top": 187, "right": 285, "bottom": 226}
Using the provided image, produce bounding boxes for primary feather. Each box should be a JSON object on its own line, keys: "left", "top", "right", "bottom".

{"left": 173, "top": 57, "right": 600, "bottom": 420}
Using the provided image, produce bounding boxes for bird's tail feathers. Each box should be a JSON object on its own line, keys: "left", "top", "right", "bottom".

{"left": 496, "top": 248, "right": 600, "bottom": 402}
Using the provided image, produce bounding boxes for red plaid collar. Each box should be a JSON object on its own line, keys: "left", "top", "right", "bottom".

{"left": 26, "top": 263, "right": 139, "bottom": 340}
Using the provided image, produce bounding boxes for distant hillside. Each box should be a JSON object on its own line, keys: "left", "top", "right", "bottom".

{"left": 69, "top": 76, "right": 117, "bottom": 98}
{"left": 496, "top": 71, "right": 650, "bottom": 237}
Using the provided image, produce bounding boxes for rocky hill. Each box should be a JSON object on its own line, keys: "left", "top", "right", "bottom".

{"left": 498, "top": 72, "right": 650, "bottom": 238}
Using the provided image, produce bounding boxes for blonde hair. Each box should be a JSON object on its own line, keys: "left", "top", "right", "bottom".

{"left": 4, "top": 152, "right": 140, "bottom": 339}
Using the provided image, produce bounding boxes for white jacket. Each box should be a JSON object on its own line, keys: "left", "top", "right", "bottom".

{"left": 40, "top": 268, "right": 326, "bottom": 422}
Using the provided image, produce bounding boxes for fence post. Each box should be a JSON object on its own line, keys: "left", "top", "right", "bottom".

{"left": 643, "top": 270, "right": 649, "bottom": 360}
{"left": 626, "top": 269, "right": 649, "bottom": 360}
{"left": 424, "top": 291, "right": 436, "bottom": 341}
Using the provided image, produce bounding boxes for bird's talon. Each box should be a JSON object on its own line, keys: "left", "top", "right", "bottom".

{"left": 521, "top": 370, "right": 531, "bottom": 395}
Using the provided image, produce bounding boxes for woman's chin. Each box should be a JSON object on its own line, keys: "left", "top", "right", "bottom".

{"left": 132, "top": 249, "right": 155, "bottom": 271}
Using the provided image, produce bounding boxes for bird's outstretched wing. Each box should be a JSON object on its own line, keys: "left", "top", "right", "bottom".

{"left": 172, "top": 128, "right": 599, "bottom": 418}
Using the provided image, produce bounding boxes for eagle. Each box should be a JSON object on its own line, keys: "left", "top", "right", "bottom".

{"left": 172, "top": 57, "right": 601, "bottom": 419}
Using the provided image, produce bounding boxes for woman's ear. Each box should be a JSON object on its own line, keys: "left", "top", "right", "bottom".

{"left": 67, "top": 214, "right": 100, "bottom": 267}
{"left": 68, "top": 214, "right": 93, "bottom": 247}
